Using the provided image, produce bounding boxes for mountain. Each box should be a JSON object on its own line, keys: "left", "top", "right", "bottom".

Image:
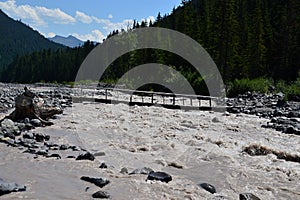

{"left": 2, "top": 0, "right": 300, "bottom": 90}
{"left": 48, "top": 35, "right": 84, "bottom": 48}
{"left": 0, "top": 9, "right": 64, "bottom": 69}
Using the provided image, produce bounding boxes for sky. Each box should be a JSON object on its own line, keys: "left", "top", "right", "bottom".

{"left": 0, "top": 0, "right": 182, "bottom": 42}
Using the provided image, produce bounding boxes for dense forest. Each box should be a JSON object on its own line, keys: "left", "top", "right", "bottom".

{"left": 1, "top": 41, "right": 96, "bottom": 83}
{"left": 0, "top": 10, "right": 64, "bottom": 69}
{"left": 1, "top": 0, "right": 299, "bottom": 97}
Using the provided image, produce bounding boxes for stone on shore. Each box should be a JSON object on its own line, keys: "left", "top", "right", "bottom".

{"left": 92, "top": 191, "right": 110, "bottom": 199}
{"left": 129, "top": 167, "right": 153, "bottom": 175}
{"left": 198, "top": 182, "right": 216, "bottom": 194}
{"left": 80, "top": 176, "right": 110, "bottom": 188}
{"left": 239, "top": 193, "right": 261, "bottom": 200}
{"left": 76, "top": 152, "right": 95, "bottom": 161}
{"left": 146, "top": 171, "right": 172, "bottom": 183}
{"left": 0, "top": 179, "right": 26, "bottom": 196}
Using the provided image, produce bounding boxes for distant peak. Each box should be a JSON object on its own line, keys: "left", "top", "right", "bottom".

{"left": 48, "top": 34, "right": 84, "bottom": 48}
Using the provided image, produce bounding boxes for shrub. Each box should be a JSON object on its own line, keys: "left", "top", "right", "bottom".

{"left": 227, "top": 78, "right": 273, "bottom": 97}
{"left": 285, "top": 78, "right": 300, "bottom": 101}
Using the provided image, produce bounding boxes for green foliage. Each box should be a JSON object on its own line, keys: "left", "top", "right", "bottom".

{"left": 192, "top": 76, "right": 209, "bottom": 95}
{"left": 1, "top": 0, "right": 299, "bottom": 98}
{"left": 0, "top": 10, "right": 64, "bottom": 69}
{"left": 284, "top": 77, "right": 300, "bottom": 101}
{"left": 153, "top": 0, "right": 300, "bottom": 82}
{"left": 0, "top": 41, "right": 96, "bottom": 83}
{"left": 227, "top": 78, "right": 273, "bottom": 97}
{"left": 62, "top": 81, "right": 75, "bottom": 87}
{"left": 74, "top": 79, "right": 97, "bottom": 85}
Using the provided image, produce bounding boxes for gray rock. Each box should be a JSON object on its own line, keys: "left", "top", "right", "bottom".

{"left": 4, "top": 132, "right": 15, "bottom": 139}
{"left": 0, "top": 180, "right": 26, "bottom": 196}
{"left": 1, "top": 119, "right": 14, "bottom": 128}
{"left": 34, "top": 133, "right": 50, "bottom": 142}
{"left": 212, "top": 117, "right": 221, "bottom": 123}
{"left": 25, "top": 123, "right": 34, "bottom": 130}
{"left": 120, "top": 167, "right": 128, "bottom": 174}
{"left": 129, "top": 167, "right": 153, "bottom": 175}
{"left": 76, "top": 152, "right": 95, "bottom": 161}
{"left": 59, "top": 144, "right": 68, "bottom": 150}
{"left": 23, "top": 132, "right": 34, "bottom": 139}
{"left": 147, "top": 171, "right": 172, "bottom": 183}
{"left": 1, "top": 119, "right": 20, "bottom": 136}
{"left": 94, "top": 152, "right": 106, "bottom": 156}
{"left": 24, "top": 118, "right": 30, "bottom": 124}
{"left": 23, "top": 148, "right": 36, "bottom": 154}
{"left": 5, "top": 138, "right": 16, "bottom": 146}
{"left": 211, "top": 196, "right": 231, "bottom": 200}
{"left": 198, "top": 182, "right": 216, "bottom": 194}
{"left": 66, "top": 155, "right": 76, "bottom": 159}
{"left": 239, "top": 193, "right": 261, "bottom": 200}
{"left": 68, "top": 145, "right": 81, "bottom": 151}
{"left": 16, "top": 123, "right": 26, "bottom": 131}
{"left": 36, "top": 149, "right": 48, "bottom": 156}
{"left": 276, "top": 92, "right": 284, "bottom": 98}
{"left": 222, "top": 111, "right": 230, "bottom": 116}
{"left": 47, "top": 153, "right": 61, "bottom": 159}
{"left": 31, "top": 119, "right": 42, "bottom": 127}
{"left": 80, "top": 176, "right": 110, "bottom": 188}
{"left": 273, "top": 109, "right": 283, "bottom": 116}
{"left": 288, "top": 111, "right": 300, "bottom": 118}
{"left": 99, "top": 163, "right": 108, "bottom": 169}
{"left": 92, "top": 191, "right": 110, "bottom": 199}
{"left": 255, "top": 102, "right": 264, "bottom": 107}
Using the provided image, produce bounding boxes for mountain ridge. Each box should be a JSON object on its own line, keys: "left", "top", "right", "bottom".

{"left": 0, "top": 9, "right": 64, "bottom": 68}
{"left": 48, "top": 35, "right": 84, "bottom": 48}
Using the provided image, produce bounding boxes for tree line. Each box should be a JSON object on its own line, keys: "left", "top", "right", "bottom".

{"left": 1, "top": 41, "right": 96, "bottom": 83}
{"left": 1, "top": 0, "right": 299, "bottom": 97}
{"left": 153, "top": 0, "right": 300, "bottom": 83}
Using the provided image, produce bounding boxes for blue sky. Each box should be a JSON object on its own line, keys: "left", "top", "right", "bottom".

{"left": 0, "top": 0, "right": 182, "bottom": 42}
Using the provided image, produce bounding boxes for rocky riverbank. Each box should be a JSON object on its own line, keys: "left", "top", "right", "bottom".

{"left": 227, "top": 91, "right": 300, "bottom": 135}
{"left": 0, "top": 84, "right": 300, "bottom": 199}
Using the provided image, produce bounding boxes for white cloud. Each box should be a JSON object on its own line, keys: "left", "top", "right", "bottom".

{"left": 147, "top": 16, "right": 155, "bottom": 24}
{"left": 140, "top": 16, "right": 155, "bottom": 25}
{"left": 90, "top": 15, "right": 134, "bottom": 32}
{"left": 0, "top": 0, "right": 75, "bottom": 26}
{"left": 0, "top": 0, "right": 45, "bottom": 26}
{"left": 91, "top": 16, "right": 109, "bottom": 24}
{"left": 72, "top": 29, "right": 105, "bottom": 42}
{"left": 76, "top": 11, "right": 93, "bottom": 24}
{"left": 36, "top": 7, "right": 76, "bottom": 24}
{"left": 47, "top": 32, "right": 56, "bottom": 38}
{"left": 108, "top": 14, "right": 113, "bottom": 19}
{"left": 0, "top": 1, "right": 136, "bottom": 42}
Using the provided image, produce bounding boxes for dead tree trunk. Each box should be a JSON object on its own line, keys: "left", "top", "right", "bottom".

{"left": 1, "top": 87, "right": 62, "bottom": 125}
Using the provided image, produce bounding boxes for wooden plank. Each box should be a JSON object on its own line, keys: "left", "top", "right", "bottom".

{"left": 72, "top": 96, "right": 227, "bottom": 111}
{"left": 100, "top": 87, "right": 218, "bottom": 101}
{"left": 72, "top": 87, "right": 223, "bottom": 111}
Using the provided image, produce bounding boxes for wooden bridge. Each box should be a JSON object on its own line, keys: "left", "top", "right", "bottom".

{"left": 73, "top": 87, "right": 226, "bottom": 111}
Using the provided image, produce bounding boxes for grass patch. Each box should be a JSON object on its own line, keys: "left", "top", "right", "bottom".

{"left": 227, "top": 78, "right": 273, "bottom": 97}
{"left": 283, "top": 78, "right": 300, "bottom": 101}
{"left": 227, "top": 76, "right": 300, "bottom": 101}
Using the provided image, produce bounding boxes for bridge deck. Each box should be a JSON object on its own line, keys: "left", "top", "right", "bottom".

{"left": 72, "top": 88, "right": 227, "bottom": 111}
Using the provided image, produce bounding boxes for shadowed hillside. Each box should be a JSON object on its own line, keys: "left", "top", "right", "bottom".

{"left": 0, "top": 9, "right": 64, "bottom": 69}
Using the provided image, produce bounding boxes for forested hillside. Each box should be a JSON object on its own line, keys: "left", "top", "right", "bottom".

{"left": 1, "top": 41, "right": 96, "bottom": 83}
{"left": 152, "top": 0, "right": 300, "bottom": 82}
{"left": 1, "top": 0, "right": 299, "bottom": 97}
{"left": 0, "top": 10, "right": 64, "bottom": 69}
